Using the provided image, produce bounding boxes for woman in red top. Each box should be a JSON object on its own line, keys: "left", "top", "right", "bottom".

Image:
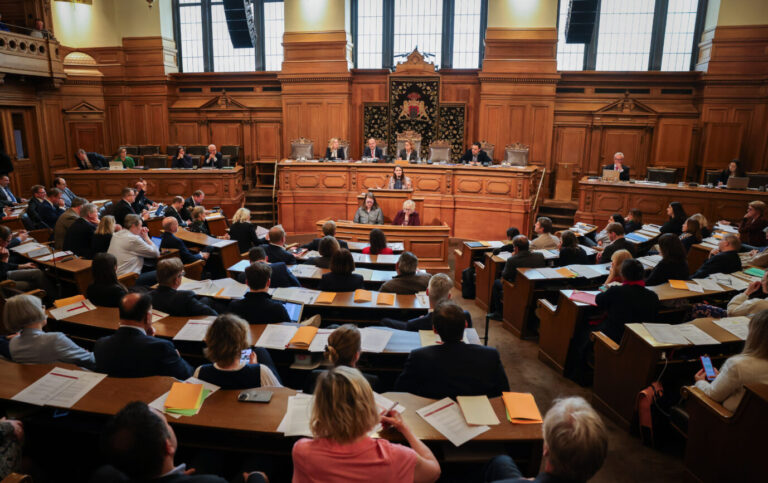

{"left": 362, "top": 228, "right": 394, "bottom": 255}
{"left": 393, "top": 199, "right": 421, "bottom": 226}
{"left": 719, "top": 200, "right": 768, "bottom": 248}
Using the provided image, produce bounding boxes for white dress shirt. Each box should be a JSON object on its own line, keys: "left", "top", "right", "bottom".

{"left": 107, "top": 229, "right": 160, "bottom": 276}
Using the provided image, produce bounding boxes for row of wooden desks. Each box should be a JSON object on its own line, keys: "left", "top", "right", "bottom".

{"left": 228, "top": 260, "right": 399, "bottom": 290}
{"left": 146, "top": 214, "right": 229, "bottom": 239}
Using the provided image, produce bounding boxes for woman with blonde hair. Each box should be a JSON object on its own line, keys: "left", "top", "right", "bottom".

{"left": 690, "top": 212, "right": 711, "bottom": 238}
{"left": 325, "top": 138, "right": 345, "bottom": 160}
{"left": 194, "top": 314, "right": 281, "bottom": 389}
{"left": 292, "top": 366, "right": 441, "bottom": 483}
{"left": 393, "top": 199, "right": 421, "bottom": 226}
{"left": 693, "top": 309, "right": 768, "bottom": 411}
{"left": 92, "top": 214, "right": 119, "bottom": 255}
{"left": 229, "top": 207, "right": 263, "bottom": 253}
{"left": 303, "top": 324, "right": 378, "bottom": 392}
{"left": 605, "top": 249, "right": 632, "bottom": 284}
{"left": 188, "top": 206, "right": 209, "bottom": 235}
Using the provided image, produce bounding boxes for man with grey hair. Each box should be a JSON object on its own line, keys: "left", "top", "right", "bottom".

{"left": 64, "top": 202, "right": 99, "bottom": 258}
{"left": 107, "top": 213, "right": 159, "bottom": 286}
{"left": 602, "top": 151, "right": 630, "bottom": 181}
{"left": 54, "top": 196, "right": 87, "bottom": 250}
{"left": 379, "top": 251, "right": 431, "bottom": 295}
{"left": 264, "top": 225, "right": 296, "bottom": 265}
{"left": 74, "top": 148, "right": 106, "bottom": 170}
{"left": 160, "top": 216, "right": 209, "bottom": 264}
{"left": 202, "top": 144, "right": 223, "bottom": 169}
{"left": 484, "top": 396, "right": 608, "bottom": 482}
{"left": 379, "top": 273, "right": 472, "bottom": 331}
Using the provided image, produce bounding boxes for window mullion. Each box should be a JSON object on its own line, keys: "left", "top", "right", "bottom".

{"left": 441, "top": 0, "right": 454, "bottom": 69}
{"left": 382, "top": 0, "right": 394, "bottom": 69}
{"left": 202, "top": 0, "right": 214, "bottom": 72}
{"left": 255, "top": 0, "right": 266, "bottom": 71}
{"left": 584, "top": 0, "right": 601, "bottom": 70}
{"left": 479, "top": 0, "right": 488, "bottom": 68}
{"left": 689, "top": 0, "right": 708, "bottom": 70}
{"left": 649, "top": 0, "right": 669, "bottom": 70}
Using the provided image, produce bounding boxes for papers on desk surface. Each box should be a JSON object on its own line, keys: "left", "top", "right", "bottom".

{"left": 638, "top": 254, "right": 662, "bottom": 268}
{"left": 353, "top": 268, "right": 374, "bottom": 281}
{"left": 150, "top": 309, "right": 169, "bottom": 323}
{"left": 484, "top": 241, "right": 505, "bottom": 248}
{"left": 642, "top": 224, "right": 662, "bottom": 234}
{"left": 278, "top": 393, "right": 314, "bottom": 437}
{"left": 360, "top": 327, "right": 393, "bottom": 353}
{"left": 291, "top": 264, "right": 320, "bottom": 278}
{"left": 457, "top": 395, "right": 500, "bottom": 426}
{"left": 219, "top": 281, "right": 249, "bottom": 299}
{"left": 179, "top": 278, "right": 243, "bottom": 297}
{"left": 308, "top": 328, "right": 334, "bottom": 352}
{"left": 375, "top": 254, "right": 399, "bottom": 264}
{"left": 569, "top": 265, "right": 606, "bottom": 279}
{"left": 12, "top": 368, "right": 107, "bottom": 408}
{"left": 416, "top": 291, "right": 429, "bottom": 306}
{"left": 533, "top": 249, "right": 559, "bottom": 260}
{"left": 351, "top": 252, "right": 366, "bottom": 263}
{"left": 694, "top": 278, "right": 724, "bottom": 292}
{"left": 642, "top": 323, "right": 719, "bottom": 345}
{"left": 496, "top": 251, "right": 513, "bottom": 261}
{"left": 710, "top": 273, "right": 750, "bottom": 291}
{"left": 713, "top": 316, "right": 750, "bottom": 340}
{"left": 173, "top": 317, "right": 216, "bottom": 341}
{"left": 272, "top": 287, "right": 320, "bottom": 304}
{"left": 9, "top": 242, "right": 45, "bottom": 254}
{"left": 255, "top": 324, "right": 298, "bottom": 349}
{"left": 502, "top": 392, "right": 543, "bottom": 424}
{"left": 416, "top": 397, "right": 490, "bottom": 447}
{"left": 419, "top": 329, "right": 471, "bottom": 347}
{"left": 149, "top": 377, "right": 220, "bottom": 419}
{"left": 715, "top": 223, "right": 738, "bottom": 234}
{"left": 48, "top": 299, "right": 96, "bottom": 320}
{"left": 674, "top": 324, "right": 720, "bottom": 346}
{"left": 211, "top": 239, "right": 231, "bottom": 248}
{"left": 568, "top": 291, "right": 599, "bottom": 306}
{"left": 36, "top": 250, "right": 73, "bottom": 262}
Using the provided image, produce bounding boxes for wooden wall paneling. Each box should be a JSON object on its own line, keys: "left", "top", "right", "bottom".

{"left": 105, "top": 103, "right": 123, "bottom": 153}
{"left": 209, "top": 121, "right": 243, "bottom": 148}
{"left": 148, "top": 103, "right": 167, "bottom": 144}
{"left": 700, "top": 122, "right": 743, "bottom": 180}
{"left": 42, "top": 99, "right": 68, "bottom": 169}
{"left": 530, "top": 105, "right": 553, "bottom": 167}
{"left": 171, "top": 122, "right": 200, "bottom": 145}
{"left": 255, "top": 122, "right": 281, "bottom": 160}
{"left": 651, "top": 119, "right": 695, "bottom": 176}
{"left": 68, "top": 122, "right": 104, "bottom": 154}
{"left": 131, "top": 104, "right": 148, "bottom": 144}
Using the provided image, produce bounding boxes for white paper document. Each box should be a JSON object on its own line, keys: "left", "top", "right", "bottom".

{"left": 351, "top": 252, "right": 366, "bottom": 263}
{"left": 695, "top": 278, "right": 724, "bottom": 291}
{"left": 255, "top": 226, "right": 269, "bottom": 238}
{"left": 533, "top": 249, "right": 558, "bottom": 260}
{"left": 211, "top": 239, "right": 230, "bottom": 248}
{"left": 569, "top": 265, "right": 603, "bottom": 279}
{"left": 416, "top": 397, "right": 490, "bottom": 447}
{"left": 486, "top": 241, "right": 504, "bottom": 248}
{"left": 12, "top": 368, "right": 106, "bottom": 408}
{"left": 149, "top": 377, "right": 220, "bottom": 419}
{"left": 375, "top": 254, "right": 399, "bottom": 264}
{"left": 416, "top": 291, "right": 429, "bottom": 306}
{"left": 308, "top": 329, "right": 334, "bottom": 352}
{"left": 537, "top": 267, "right": 566, "bottom": 279}
{"left": 37, "top": 250, "right": 73, "bottom": 262}
{"left": 419, "top": 329, "right": 471, "bottom": 347}
{"left": 150, "top": 309, "right": 169, "bottom": 323}
{"left": 173, "top": 317, "right": 216, "bottom": 341}
{"left": 272, "top": 287, "right": 320, "bottom": 305}
{"left": 642, "top": 323, "right": 690, "bottom": 345}
{"left": 675, "top": 324, "right": 720, "bottom": 346}
{"left": 9, "top": 242, "right": 46, "bottom": 254}
{"left": 291, "top": 265, "right": 320, "bottom": 278}
{"left": 496, "top": 251, "right": 513, "bottom": 261}
{"left": 353, "top": 268, "right": 373, "bottom": 281}
{"left": 686, "top": 281, "right": 704, "bottom": 293}
{"left": 255, "top": 324, "right": 298, "bottom": 349}
{"left": 713, "top": 316, "right": 750, "bottom": 340}
{"left": 359, "top": 327, "right": 393, "bottom": 353}
{"left": 218, "top": 282, "right": 249, "bottom": 299}
{"left": 48, "top": 300, "right": 96, "bottom": 320}
{"left": 277, "top": 394, "right": 314, "bottom": 437}
{"left": 715, "top": 223, "right": 738, "bottom": 234}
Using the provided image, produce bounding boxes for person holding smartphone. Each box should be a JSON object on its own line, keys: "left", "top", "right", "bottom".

{"left": 693, "top": 310, "right": 768, "bottom": 411}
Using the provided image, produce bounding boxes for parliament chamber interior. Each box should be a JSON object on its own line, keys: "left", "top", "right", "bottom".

{"left": 1, "top": 0, "right": 768, "bottom": 481}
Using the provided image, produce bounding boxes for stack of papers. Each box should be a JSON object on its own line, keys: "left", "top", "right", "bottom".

{"left": 150, "top": 309, "right": 169, "bottom": 323}
{"left": 255, "top": 325, "right": 301, "bottom": 349}
{"left": 360, "top": 327, "right": 393, "bottom": 353}
{"left": 291, "top": 265, "right": 320, "bottom": 278}
{"left": 353, "top": 268, "right": 374, "bottom": 280}
{"left": 457, "top": 395, "right": 500, "bottom": 426}
{"left": 713, "top": 316, "right": 750, "bottom": 340}
{"left": 179, "top": 278, "right": 246, "bottom": 298}
{"left": 744, "top": 267, "right": 765, "bottom": 278}
{"left": 568, "top": 291, "right": 598, "bottom": 306}
{"left": 164, "top": 382, "right": 206, "bottom": 416}
{"left": 376, "top": 254, "right": 399, "bottom": 264}
{"left": 533, "top": 249, "right": 558, "bottom": 260}
{"left": 710, "top": 273, "right": 750, "bottom": 291}
{"left": 416, "top": 398, "right": 490, "bottom": 446}
{"left": 715, "top": 223, "right": 738, "bottom": 234}
{"left": 626, "top": 233, "right": 650, "bottom": 243}
{"left": 692, "top": 278, "right": 724, "bottom": 291}
{"left": 272, "top": 287, "right": 320, "bottom": 304}
{"left": 416, "top": 291, "right": 429, "bottom": 306}
{"left": 48, "top": 300, "right": 96, "bottom": 320}
{"left": 642, "top": 323, "right": 719, "bottom": 345}
{"left": 254, "top": 325, "right": 392, "bottom": 353}
{"left": 289, "top": 326, "right": 319, "bottom": 349}
{"left": 501, "top": 392, "right": 543, "bottom": 424}
{"left": 638, "top": 255, "right": 663, "bottom": 268}
{"left": 308, "top": 329, "right": 334, "bottom": 352}
{"left": 12, "top": 368, "right": 106, "bottom": 408}
{"left": 37, "top": 250, "right": 73, "bottom": 262}
{"left": 277, "top": 393, "right": 314, "bottom": 437}
{"left": 9, "top": 242, "right": 46, "bottom": 254}
{"left": 173, "top": 317, "right": 216, "bottom": 341}
{"left": 150, "top": 378, "right": 219, "bottom": 419}
{"left": 496, "top": 252, "right": 513, "bottom": 261}
{"left": 569, "top": 265, "right": 605, "bottom": 279}
{"left": 669, "top": 280, "right": 705, "bottom": 292}
{"left": 315, "top": 292, "right": 336, "bottom": 304}
{"left": 419, "top": 329, "right": 471, "bottom": 347}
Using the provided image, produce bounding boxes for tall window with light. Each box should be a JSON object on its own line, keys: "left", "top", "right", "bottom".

{"left": 556, "top": 0, "right": 585, "bottom": 71}
{"left": 393, "top": 0, "right": 443, "bottom": 67}
{"left": 264, "top": 0, "right": 285, "bottom": 71}
{"left": 452, "top": 0, "right": 482, "bottom": 68}
{"left": 661, "top": 0, "right": 699, "bottom": 71}
{"left": 178, "top": 0, "right": 204, "bottom": 73}
{"left": 595, "top": 0, "right": 655, "bottom": 71}
{"left": 211, "top": 0, "right": 256, "bottom": 72}
{"left": 357, "top": 0, "right": 384, "bottom": 69}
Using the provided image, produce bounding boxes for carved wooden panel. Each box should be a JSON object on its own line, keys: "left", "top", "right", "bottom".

{"left": 192, "top": 180, "right": 223, "bottom": 197}
{"left": 455, "top": 177, "right": 483, "bottom": 194}
{"left": 172, "top": 122, "right": 199, "bottom": 145}
{"left": 255, "top": 122, "right": 281, "bottom": 160}
{"left": 68, "top": 121, "right": 104, "bottom": 154}
{"left": 148, "top": 103, "right": 167, "bottom": 144}
{"left": 555, "top": 127, "right": 587, "bottom": 166}
{"left": 486, "top": 180, "right": 512, "bottom": 195}
{"left": 209, "top": 122, "right": 242, "bottom": 147}
{"left": 131, "top": 104, "right": 148, "bottom": 143}
{"left": 105, "top": 103, "right": 122, "bottom": 153}
{"left": 652, "top": 120, "right": 694, "bottom": 169}
{"left": 295, "top": 174, "right": 320, "bottom": 189}
{"left": 408, "top": 240, "right": 444, "bottom": 261}
{"left": 530, "top": 105, "right": 552, "bottom": 165}
{"left": 321, "top": 174, "right": 348, "bottom": 189}
{"left": 508, "top": 105, "right": 526, "bottom": 143}
{"left": 593, "top": 192, "right": 626, "bottom": 213}
{"left": 160, "top": 180, "right": 190, "bottom": 197}
{"left": 600, "top": 128, "right": 645, "bottom": 175}
{"left": 412, "top": 176, "right": 441, "bottom": 192}
{"left": 359, "top": 174, "right": 388, "bottom": 190}
{"left": 43, "top": 100, "right": 67, "bottom": 167}
{"left": 701, "top": 123, "right": 742, "bottom": 175}
{"left": 630, "top": 195, "right": 666, "bottom": 215}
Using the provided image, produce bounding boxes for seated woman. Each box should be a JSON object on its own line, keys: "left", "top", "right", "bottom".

{"left": 604, "top": 249, "right": 632, "bottom": 285}
{"left": 661, "top": 202, "right": 687, "bottom": 235}
{"left": 362, "top": 228, "right": 394, "bottom": 255}
{"left": 679, "top": 216, "right": 703, "bottom": 252}
{"left": 229, "top": 207, "right": 263, "bottom": 253}
{"left": 353, "top": 192, "right": 383, "bottom": 225}
{"left": 3, "top": 294, "right": 95, "bottom": 369}
{"left": 387, "top": 165, "right": 413, "bottom": 190}
{"left": 305, "top": 236, "right": 339, "bottom": 269}
{"left": 92, "top": 215, "right": 118, "bottom": 255}
{"left": 693, "top": 271, "right": 768, "bottom": 319}
{"left": 556, "top": 230, "right": 588, "bottom": 267}
{"left": 193, "top": 314, "right": 281, "bottom": 389}
{"left": 292, "top": 366, "right": 441, "bottom": 483}
{"left": 86, "top": 253, "right": 128, "bottom": 308}
{"left": 393, "top": 199, "right": 420, "bottom": 226}
{"left": 115, "top": 147, "right": 135, "bottom": 169}
{"left": 693, "top": 309, "right": 768, "bottom": 411}
{"left": 325, "top": 138, "right": 345, "bottom": 160}
{"left": 582, "top": 213, "right": 624, "bottom": 248}
{"left": 716, "top": 159, "right": 746, "bottom": 187}
{"left": 691, "top": 213, "right": 711, "bottom": 238}
{"left": 719, "top": 200, "right": 768, "bottom": 249}
{"left": 398, "top": 139, "right": 419, "bottom": 163}
{"left": 171, "top": 146, "right": 194, "bottom": 169}
{"left": 187, "top": 206, "right": 210, "bottom": 235}
{"left": 645, "top": 233, "right": 689, "bottom": 286}
{"left": 624, "top": 208, "right": 643, "bottom": 234}
{"left": 303, "top": 324, "right": 379, "bottom": 393}
{"left": 318, "top": 249, "right": 364, "bottom": 292}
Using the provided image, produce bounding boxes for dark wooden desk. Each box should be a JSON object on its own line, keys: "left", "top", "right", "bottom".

{"left": 454, "top": 241, "right": 505, "bottom": 290}
{"left": 227, "top": 260, "right": 398, "bottom": 290}
{"left": 355, "top": 189, "right": 424, "bottom": 224}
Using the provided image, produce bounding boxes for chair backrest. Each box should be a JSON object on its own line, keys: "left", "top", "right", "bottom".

{"left": 291, "top": 137, "right": 314, "bottom": 160}
{"left": 117, "top": 271, "right": 139, "bottom": 288}
{"left": 647, "top": 167, "right": 678, "bottom": 183}
{"left": 504, "top": 143, "right": 529, "bottom": 166}
{"left": 704, "top": 169, "right": 721, "bottom": 186}
{"left": 221, "top": 155, "right": 235, "bottom": 167}
{"left": 119, "top": 145, "right": 139, "bottom": 156}
{"left": 188, "top": 155, "right": 202, "bottom": 167}
{"left": 339, "top": 139, "right": 350, "bottom": 160}
{"left": 99, "top": 201, "right": 114, "bottom": 217}
{"left": 396, "top": 130, "right": 423, "bottom": 156}
{"left": 376, "top": 139, "right": 388, "bottom": 157}
{"left": 221, "top": 145, "right": 240, "bottom": 159}
{"left": 166, "top": 145, "right": 179, "bottom": 156}
{"left": 747, "top": 172, "right": 768, "bottom": 188}
{"left": 144, "top": 155, "right": 168, "bottom": 169}
{"left": 429, "top": 140, "right": 452, "bottom": 163}
{"left": 184, "top": 259, "right": 206, "bottom": 281}
{"left": 480, "top": 140, "right": 495, "bottom": 161}
{"left": 187, "top": 145, "right": 207, "bottom": 156}
{"left": 139, "top": 145, "right": 160, "bottom": 156}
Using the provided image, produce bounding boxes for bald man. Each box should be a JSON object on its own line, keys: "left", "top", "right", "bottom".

{"left": 263, "top": 225, "right": 297, "bottom": 265}
{"left": 159, "top": 217, "right": 209, "bottom": 265}
{"left": 202, "top": 144, "right": 223, "bottom": 169}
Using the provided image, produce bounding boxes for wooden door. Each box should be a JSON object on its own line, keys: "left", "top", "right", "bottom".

{"left": 600, "top": 128, "right": 646, "bottom": 177}
{"left": 1, "top": 108, "right": 43, "bottom": 194}
{"left": 69, "top": 122, "right": 105, "bottom": 154}
{"left": 209, "top": 122, "right": 242, "bottom": 149}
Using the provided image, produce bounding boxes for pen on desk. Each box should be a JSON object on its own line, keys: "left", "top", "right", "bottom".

{"left": 382, "top": 401, "right": 398, "bottom": 416}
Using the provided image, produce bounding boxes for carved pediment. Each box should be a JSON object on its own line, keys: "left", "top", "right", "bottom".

{"left": 63, "top": 101, "right": 103, "bottom": 115}
{"left": 393, "top": 48, "right": 438, "bottom": 74}
{"left": 595, "top": 92, "right": 656, "bottom": 116}
{"left": 199, "top": 90, "right": 248, "bottom": 110}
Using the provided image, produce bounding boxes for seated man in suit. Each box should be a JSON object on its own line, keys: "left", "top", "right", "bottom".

{"left": 54, "top": 197, "right": 86, "bottom": 250}
{"left": 492, "top": 227, "right": 520, "bottom": 255}
{"left": 484, "top": 397, "right": 607, "bottom": 483}
{"left": 395, "top": 301, "right": 509, "bottom": 399}
{"left": 74, "top": 148, "right": 106, "bottom": 170}
{"left": 182, "top": 190, "right": 205, "bottom": 222}
{"left": 237, "top": 246, "right": 300, "bottom": 288}
{"left": 691, "top": 234, "right": 743, "bottom": 279}
{"left": 96, "top": 401, "right": 268, "bottom": 483}
{"left": 379, "top": 251, "right": 431, "bottom": 295}
{"left": 94, "top": 292, "right": 194, "bottom": 379}
{"left": 162, "top": 196, "right": 187, "bottom": 228}
{"left": 113, "top": 187, "right": 149, "bottom": 227}
{"left": 363, "top": 137, "right": 384, "bottom": 161}
{"left": 530, "top": 216, "right": 559, "bottom": 249}
{"left": 53, "top": 177, "right": 77, "bottom": 208}
{"left": 38, "top": 187, "right": 66, "bottom": 228}
{"left": 150, "top": 258, "right": 217, "bottom": 317}
{"left": 301, "top": 219, "right": 348, "bottom": 251}
{"left": 489, "top": 235, "right": 546, "bottom": 318}
{"left": 25, "top": 184, "right": 48, "bottom": 229}
{"left": 201, "top": 144, "right": 223, "bottom": 169}
{"left": 602, "top": 151, "right": 630, "bottom": 181}
{"left": 229, "top": 261, "right": 290, "bottom": 324}
{"left": 160, "top": 217, "right": 209, "bottom": 265}
{"left": 379, "top": 273, "right": 472, "bottom": 331}
{"left": 0, "top": 174, "right": 21, "bottom": 207}
{"left": 108, "top": 214, "right": 160, "bottom": 286}
{"left": 597, "top": 222, "right": 635, "bottom": 263}
{"left": 64, "top": 202, "right": 99, "bottom": 259}
{"left": 264, "top": 225, "right": 297, "bottom": 265}
{"left": 325, "top": 137, "right": 345, "bottom": 160}
{"left": 132, "top": 179, "right": 157, "bottom": 213}
{"left": 459, "top": 142, "right": 492, "bottom": 164}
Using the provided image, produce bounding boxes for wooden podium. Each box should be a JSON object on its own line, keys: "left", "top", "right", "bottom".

{"left": 357, "top": 189, "right": 424, "bottom": 223}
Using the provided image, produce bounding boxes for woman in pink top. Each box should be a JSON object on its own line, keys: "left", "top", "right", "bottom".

{"left": 292, "top": 366, "right": 441, "bottom": 483}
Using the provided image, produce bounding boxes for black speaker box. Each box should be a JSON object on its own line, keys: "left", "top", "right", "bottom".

{"left": 565, "top": 0, "right": 599, "bottom": 44}
{"left": 223, "top": 0, "right": 257, "bottom": 48}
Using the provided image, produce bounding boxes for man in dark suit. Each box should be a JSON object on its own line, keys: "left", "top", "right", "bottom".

{"left": 691, "top": 234, "right": 743, "bottom": 279}
{"left": 379, "top": 273, "right": 471, "bottom": 331}
{"left": 113, "top": 186, "right": 149, "bottom": 227}
{"left": 94, "top": 292, "right": 194, "bottom": 379}
{"left": 240, "top": 245, "right": 300, "bottom": 288}
{"left": 64, "top": 203, "right": 99, "bottom": 259}
{"left": 163, "top": 196, "right": 187, "bottom": 227}
{"left": 394, "top": 301, "right": 509, "bottom": 399}
{"left": 0, "top": 174, "right": 20, "bottom": 206}
{"left": 460, "top": 142, "right": 492, "bottom": 164}
{"left": 264, "top": 225, "right": 297, "bottom": 265}
{"left": 132, "top": 179, "right": 157, "bottom": 213}
{"left": 182, "top": 190, "right": 205, "bottom": 222}
{"left": 53, "top": 177, "right": 77, "bottom": 208}
{"left": 229, "top": 261, "right": 290, "bottom": 324}
{"left": 160, "top": 217, "right": 209, "bottom": 265}
{"left": 150, "top": 258, "right": 217, "bottom": 317}
{"left": 602, "top": 151, "right": 630, "bottom": 181}
{"left": 37, "top": 187, "right": 66, "bottom": 228}
{"left": 489, "top": 235, "right": 546, "bottom": 318}
{"left": 379, "top": 251, "right": 431, "bottom": 295}
{"left": 201, "top": 144, "right": 223, "bottom": 169}
{"left": 598, "top": 222, "right": 635, "bottom": 263}
{"left": 74, "top": 148, "right": 106, "bottom": 169}
{"left": 97, "top": 401, "right": 267, "bottom": 483}
{"left": 301, "top": 219, "right": 348, "bottom": 251}
{"left": 363, "top": 137, "right": 384, "bottom": 161}
{"left": 25, "top": 185, "right": 48, "bottom": 229}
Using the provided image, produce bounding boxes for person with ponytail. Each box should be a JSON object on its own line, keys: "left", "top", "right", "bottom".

{"left": 303, "top": 324, "right": 379, "bottom": 393}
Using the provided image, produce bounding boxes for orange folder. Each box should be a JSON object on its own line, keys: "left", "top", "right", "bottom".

{"left": 165, "top": 382, "right": 204, "bottom": 410}
{"left": 669, "top": 279, "right": 689, "bottom": 290}
{"left": 289, "top": 326, "right": 319, "bottom": 349}
{"left": 354, "top": 289, "right": 373, "bottom": 303}
{"left": 54, "top": 294, "right": 85, "bottom": 308}
{"left": 376, "top": 292, "right": 395, "bottom": 306}
{"left": 555, "top": 268, "right": 577, "bottom": 278}
{"left": 316, "top": 292, "right": 337, "bottom": 304}
{"left": 502, "top": 392, "right": 543, "bottom": 424}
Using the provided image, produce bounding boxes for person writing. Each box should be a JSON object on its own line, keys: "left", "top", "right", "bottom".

{"left": 303, "top": 324, "right": 379, "bottom": 393}
{"left": 460, "top": 142, "right": 491, "bottom": 164}
{"left": 387, "top": 165, "right": 413, "bottom": 190}
{"left": 171, "top": 146, "right": 194, "bottom": 169}
{"left": 325, "top": 138, "right": 345, "bottom": 160}
{"left": 363, "top": 138, "right": 384, "bottom": 161}
{"left": 115, "top": 147, "right": 135, "bottom": 168}
{"left": 717, "top": 159, "right": 746, "bottom": 186}
{"left": 393, "top": 199, "right": 420, "bottom": 226}
{"left": 353, "top": 192, "right": 383, "bottom": 224}
{"left": 602, "top": 151, "right": 630, "bottom": 181}
{"left": 202, "top": 144, "right": 223, "bottom": 169}
{"left": 398, "top": 139, "right": 419, "bottom": 162}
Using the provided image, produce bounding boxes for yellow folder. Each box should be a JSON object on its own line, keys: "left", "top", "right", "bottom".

{"left": 165, "top": 382, "right": 204, "bottom": 410}
{"left": 669, "top": 279, "right": 689, "bottom": 290}
{"left": 354, "top": 289, "right": 372, "bottom": 302}
{"left": 54, "top": 294, "right": 85, "bottom": 308}
{"left": 316, "top": 292, "right": 337, "bottom": 304}
{"left": 376, "top": 292, "right": 395, "bottom": 305}
{"left": 289, "top": 326, "right": 319, "bottom": 349}
{"left": 502, "top": 392, "right": 543, "bottom": 424}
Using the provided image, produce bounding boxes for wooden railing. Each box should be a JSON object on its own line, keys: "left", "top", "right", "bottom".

{"left": 0, "top": 30, "right": 65, "bottom": 85}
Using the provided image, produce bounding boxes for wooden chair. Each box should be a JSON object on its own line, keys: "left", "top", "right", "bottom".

{"left": 1, "top": 473, "right": 32, "bottom": 483}
{"left": 504, "top": 143, "right": 529, "bottom": 166}
{"left": 117, "top": 272, "right": 139, "bottom": 289}
{"left": 480, "top": 140, "right": 495, "bottom": 161}
{"left": 429, "top": 140, "right": 451, "bottom": 163}
{"left": 139, "top": 145, "right": 160, "bottom": 156}
{"left": 119, "top": 145, "right": 139, "bottom": 156}
{"left": 290, "top": 137, "right": 314, "bottom": 160}
{"left": 221, "top": 145, "right": 240, "bottom": 163}
{"left": 144, "top": 155, "right": 169, "bottom": 169}
{"left": 647, "top": 167, "right": 678, "bottom": 183}
{"left": 704, "top": 169, "right": 721, "bottom": 186}
{"left": 186, "top": 145, "right": 207, "bottom": 156}
{"left": 339, "top": 139, "right": 350, "bottom": 160}
{"left": 376, "top": 139, "right": 388, "bottom": 157}
{"left": 28, "top": 228, "right": 52, "bottom": 243}
{"left": 681, "top": 384, "right": 768, "bottom": 482}
{"left": 184, "top": 259, "right": 205, "bottom": 281}
{"left": 221, "top": 155, "right": 235, "bottom": 167}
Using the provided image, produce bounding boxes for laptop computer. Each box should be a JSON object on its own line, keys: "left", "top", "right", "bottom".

{"left": 726, "top": 176, "right": 749, "bottom": 190}
{"left": 280, "top": 301, "right": 304, "bottom": 323}
{"left": 150, "top": 236, "right": 162, "bottom": 250}
{"left": 108, "top": 161, "right": 124, "bottom": 170}
{"left": 601, "top": 168, "right": 620, "bottom": 182}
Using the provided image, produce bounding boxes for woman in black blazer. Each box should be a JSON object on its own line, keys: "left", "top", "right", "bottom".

{"left": 318, "top": 249, "right": 363, "bottom": 292}
{"left": 305, "top": 236, "right": 339, "bottom": 269}
{"left": 325, "top": 138, "right": 345, "bottom": 160}
{"left": 171, "top": 146, "right": 194, "bottom": 169}
{"left": 229, "top": 208, "right": 264, "bottom": 253}
{"left": 645, "top": 233, "right": 690, "bottom": 286}
{"left": 86, "top": 253, "right": 128, "bottom": 307}
{"left": 679, "top": 216, "right": 703, "bottom": 252}
{"left": 660, "top": 201, "right": 686, "bottom": 235}
{"left": 556, "top": 230, "right": 588, "bottom": 267}
{"left": 716, "top": 159, "right": 745, "bottom": 186}
{"left": 624, "top": 209, "right": 643, "bottom": 234}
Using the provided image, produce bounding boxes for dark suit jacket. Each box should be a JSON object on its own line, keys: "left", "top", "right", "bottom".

{"left": 363, "top": 146, "right": 384, "bottom": 160}
{"left": 25, "top": 197, "right": 46, "bottom": 228}
{"left": 301, "top": 237, "right": 348, "bottom": 251}
{"left": 182, "top": 196, "right": 200, "bottom": 221}
{"left": 660, "top": 217, "right": 684, "bottom": 235}
{"left": 229, "top": 222, "right": 265, "bottom": 253}
{"left": 112, "top": 199, "right": 136, "bottom": 227}
{"left": 92, "top": 233, "right": 112, "bottom": 255}
{"left": 325, "top": 147, "right": 345, "bottom": 160}
{"left": 625, "top": 220, "right": 642, "bottom": 234}
{"left": 0, "top": 186, "right": 17, "bottom": 206}
{"left": 201, "top": 151, "right": 223, "bottom": 169}
{"left": 394, "top": 342, "right": 510, "bottom": 399}
{"left": 379, "top": 310, "right": 473, "bottom": 332}
{"left": 94, "top": 326, "right": 194, "bottom": 379}
{"left": 556, "top": 246, "right": 589, "bottom": 267}
{"left": 150, "top": 285, "right": 217, "bottom": 317}
{"left": 460, "top": 149, "right": 491, "bottom": 164}
{"left": 318, "top": 272, "right": 364, "bottom": 292}
{"left": 172, "top": 154, "right": 195, "bottom": 169}
{"left": 645, "top": 258, "right": 689, "bottom": 287}
{"left": 38, "top": 200, "right": 65, "bottom": 228}
{"left": 691, "top": 250, "right": 742, "bottom": 279}
{"left": 501, "top": 251, "right": 546, "bottom": 282}
{"left": 132, "top": 189, "right": 154, "bottom": 213}
{"left": 0, "top": 149, "right": 12, "bottom": 174}
{"left": 398, "top": 149, "right": 419, "bottom": 162}
{"left": 263, "top": 243, "right": 297, "bottom": 265}
{"left": 163, "top": 205, "right": 187, "bottom": 227}
{"left": 160, "top": 231, "right": 202, "bottom": 265}
{"left": 599, "top": 237, "right": 636, "bottom": 263}
{"left": 76, "top": 152, "right": 106, "bottom": 170}
{"left": 379, "top": 272, "right": 431, "bottom": 295}
{"left": 229, "top": 292, "right": 290, "bottom": 324}
{"left": 595, "top": 284, "right": 660, "bottom": 344}
{"left": 86, "top": 283, "right": 128, "bottom": 308}
{"left": 602, "top": 164, "right": 630, "bottom": 181}
{"left": 64, "top": 217, "right": 97, "bottom": 258}
{"left": 268, "top": 261, "right": 300, "bottom": 288}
